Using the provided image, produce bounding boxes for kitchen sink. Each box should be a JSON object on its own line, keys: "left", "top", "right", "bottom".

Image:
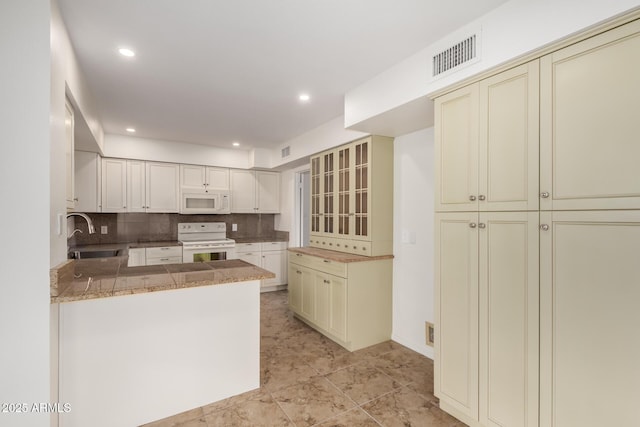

{"left": 68, "top": 249, "right": 124, "bottom": 259}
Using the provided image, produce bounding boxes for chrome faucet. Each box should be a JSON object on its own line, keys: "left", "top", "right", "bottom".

{"left": 66, "top": 212, "right": 96, "bottom": 236}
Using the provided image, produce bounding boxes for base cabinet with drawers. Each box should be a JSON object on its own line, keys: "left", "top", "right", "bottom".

{"left": 288, "top": 248, "right": 392, "bottom": 351}
{"left": 236, "top": 241, "right": 288, "bottom": 291}
{"left": 127, "top": 246, "right": 182, "bottom": 267}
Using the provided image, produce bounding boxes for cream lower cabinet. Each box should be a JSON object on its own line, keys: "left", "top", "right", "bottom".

{"left": 288, "top": 249, "right": 392, "bottom": 351}
{"left": 237, "top": 242, "right": 287, "bottom": 291}
{"left": 539, "top": 210, "right": 640, "bottom": 427}
{"left": 435, "top": 211, "right": 539, "bottom": 427}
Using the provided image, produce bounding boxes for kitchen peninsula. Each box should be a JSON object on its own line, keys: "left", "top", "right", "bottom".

{"left": 50, "top": 256, "right": 274, "bottom": 427}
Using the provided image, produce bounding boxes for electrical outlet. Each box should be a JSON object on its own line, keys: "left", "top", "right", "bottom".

{"left": 101, "top": 225, "right": 108, "bottom": 234}
{"left": 425, "top": 322, "right": 434, "bottom": 347}
{"left": 232, "top": 223, "right": 238, "bottom": 231}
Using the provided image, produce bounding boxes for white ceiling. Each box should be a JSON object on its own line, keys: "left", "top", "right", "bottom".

{"left": 58, "top": 0, "right": 508, "bottom": 150}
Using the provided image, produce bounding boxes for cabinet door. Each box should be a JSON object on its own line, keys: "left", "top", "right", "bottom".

{"left": 180, "top": 164, "right": 206, "bottom": 191}
{"left": 540, "top": 20, "right": 640, "bottom": 210}
{"left": 207, "top": 167, "right": 230, "bottom": 191}
{"left": 146, "top": 162, "right": 179, "bottom": 213}
{"left": 237, "top": 251, "right": 261, "bottom": 267}
{"left": 314, "top": 272, "right": 331, "bottom": 330}
{"left": 65, "top": 100, "right": 75, "bottom": 210}
{"left": 479, "top": 61, "right": 539, "bottom": 211}
{"left": 435, "top": 84, "right": 479, "bottom": 212}
{"left": 435, "top": 212, "right": 479, "bottom": 422}
{"left": 257, "top": 171, "right": 280, "bottom": 213}
{"left": 539, "top": 210, "right": 640, "bottom": 427}
{"left": 288, "top": 264, "right": 302, "bottom": 314}
{"left": 479, "top": 212, "right": 539, "bottom": 427}
{"left": 300, "top": 267, "right": 315, "bottom": 321}
{"left": 352, "top": 139, "right": 371, "bottom": 240}
{"left": 230, "top": 170, "right": 256, "bottom": 213}
{"left": 127, "top": 248, "right": 146, "bottom": 267}
{"left": 262, "top": 250, "right": 284, "bottom": 287}
{"left": 328, "top": 275, "right": 347, "bottom": 341}
{"left": 310, "top": 156, "right": 323, "bottom": 236}
{"left": 101, "top": 158, "right": 127, "bottom": 212}
{"left": 337, "top": 145, "right": 352, "bottom": 238}
{"left": 321, "top": 151, "right": 336, "bottom": 235}
{"left": 75, "top": 151, "right": 101, "bottom": 212}
{"left": 127, "top": 160, "right": 146, "bottom": 212}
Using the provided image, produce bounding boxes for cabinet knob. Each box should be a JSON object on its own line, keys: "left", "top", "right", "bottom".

{"left": 540, "top": 224, "right": 550, "bottom": 231}
{"left": 478, "top": 223, "right": 486, "bottom": 229}
{"left": 469, "top": 222, "right": 477, "bottom": 228}
{"left": 323, "top": 259, "right": 330, "bottom": 263}
{"left": 469, "top": 195, "right": 476, "bottom": 201}
{"left": 478, "top": 195, "right": 486, "bottom": 201}
{"left": 540, "top": 192, "right": 550, "bottom": 198}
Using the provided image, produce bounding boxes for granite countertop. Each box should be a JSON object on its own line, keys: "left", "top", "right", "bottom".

{"left": 50, "top": 258, "right": 274, "bottom": 304}
{"left": 288, "top": 246, "right": 394, "bottom": 263}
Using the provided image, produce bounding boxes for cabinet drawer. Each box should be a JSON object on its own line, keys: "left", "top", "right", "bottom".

{"left": 261, "top": 241, "right": 287, "bottom": 251}
{"left": 235, "top": 242, "right": 260, "bottom": 253}
{"left": 146, "top": 246, "right": 182, "bottom": 258}
{"left": 290, "top": 252, "right": 347, "bottom": 278}
{"left": 146, "top": 256, "right": 182, "bottom": 265}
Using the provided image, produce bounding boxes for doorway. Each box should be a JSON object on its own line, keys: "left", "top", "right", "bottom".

{"left": 295, "top": 170, "right": 310, "bottom": 247}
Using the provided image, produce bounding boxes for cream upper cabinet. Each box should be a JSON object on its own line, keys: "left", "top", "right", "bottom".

{"left": 479, "top": 61, "right": 539, "bottom": 211}
{"left": 230, "top": 170, "right": 280, "bottom": 213}
{"left": 540, "top": 20, "right": 640, "bottom": 210}
{"left": 435, "top": 61, "right": 539, "bottom": 212}
{"left": 309, "top": 135, "right": 393, "bottom": 256}
{"left": 435, "top": 211, "right": 539, "bottom": 427}
{"left": 539, "top": 210, "right": 640, "bottom": 427}
{"left": 435, "top": 85, "right": 479, "bottom": 212}
{"left": 74, "top": 151, "right": 101, "bottom": 213}
{"left": 102, "top": 158, "right": 179, "bottom": 213}
{"left": 145, "top": 162, "right": 179, "bottom": 212}
{"left": 180, "top": 164, "right": 229, "bottom": 192}
{"left": 101, "top": 158, "right": 127, "bottom": 212}
{"left": 126, "top": 160, "right": 146, "bottom": 212}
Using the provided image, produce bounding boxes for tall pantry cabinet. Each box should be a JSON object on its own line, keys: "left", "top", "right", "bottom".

{"left": 434, "top": 18, "right": 640, "bottom": 427}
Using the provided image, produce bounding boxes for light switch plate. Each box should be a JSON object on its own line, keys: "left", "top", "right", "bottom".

{"left": 232, "top": 224, "right": 238, "bottom": 231}
{"left": 101, "top": 225, "right": 108, "bottom": 234}
{"left": 425, "top": 322, "right": 434, "bottom": 347}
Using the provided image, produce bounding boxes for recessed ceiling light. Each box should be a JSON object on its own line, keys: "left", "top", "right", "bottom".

{"left": 126, "top": 128, "right": 136, "bottom": 133}
{"left": 232, "top": 142, "right": 240, "bottom": 147}
{"left": 118, "top": 48, "right": 135, "bottom": 57}
{"left": 299, "top": 93, "right": 310, "bottom": 102}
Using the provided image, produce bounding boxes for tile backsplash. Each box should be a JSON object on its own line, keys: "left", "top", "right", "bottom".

{"left": 69, "top": 213, "right": 286, "bottom": 246}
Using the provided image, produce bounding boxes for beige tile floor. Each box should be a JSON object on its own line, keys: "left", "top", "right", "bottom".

{"left": 142, "top": 290, "right": 466, "bottom": 427}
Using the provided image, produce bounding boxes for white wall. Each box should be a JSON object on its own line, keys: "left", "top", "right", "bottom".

{"left": 391, "top": 128, "right": 434, "bottom": 358}
{"left": 0, "top": 1, "right": 51, "bottom": 426}
{"left": 344, "top": 0, "right": 640, "bottom": 129}
{"left": 104, "top": 134, "right": 250, "bottom": 169}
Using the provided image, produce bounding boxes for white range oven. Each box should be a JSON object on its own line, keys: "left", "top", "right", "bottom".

{"left": 178, "top": 222, "right": 237, "bottom": 263}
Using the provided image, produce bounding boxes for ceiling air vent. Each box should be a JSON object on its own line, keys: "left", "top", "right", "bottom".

{"left": 432, "top": 34, "right": 478, "bottom": 78}
{"left": 281, "top": 146, "right": 290, "bottom": 158}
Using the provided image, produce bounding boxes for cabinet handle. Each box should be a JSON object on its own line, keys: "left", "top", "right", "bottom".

{"left": 73, "top": 197, "right": 78, "bottom": 201}
{"left": 160, "top": 258, "right": 169, "bottom": 261}
{"left": 478, "top": 195, "right": 486, "bottom": 201}
{"left": 478, "top": 223, "right": 486, "bottom": 229}
{"left": 469, "top": 222, "right": 477, "bottom": 228}
{"left": 323, "top": 259, "right": 330, "bottom": 263}
{"left": 540, "top": 224, "right": 550, "bottom": 231}
{"left": 469, "top": 195, "right": 476, "bottom": 201}
{"left": 323, "top": 280, "right": 330, "bottom": 284}
{"left": 296, "top": 270, "right": 302, "bottom": 274}
{"left": 348, "top": 213, "right": 354, "bottom": 216}
{"left": 161, "top": 247, "right": 170, "bottom": 250}
{"left": 540, "top": 192, "right": 550, "bottom": 198}
{"left": 296, "top": 253, "right": 302, "bottom": 257}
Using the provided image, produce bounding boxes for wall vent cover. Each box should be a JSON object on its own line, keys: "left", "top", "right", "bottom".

{"left": 281, "top": 146, "right": 290, "bottom": 158}
{"left": 432, "top": 34, "right": 478, "bottom": 78}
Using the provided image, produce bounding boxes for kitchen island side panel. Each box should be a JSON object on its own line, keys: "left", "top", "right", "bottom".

{"left": 57, "top": 280, "right": 260, "bottom": 427}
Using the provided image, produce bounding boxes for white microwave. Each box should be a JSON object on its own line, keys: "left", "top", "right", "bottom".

{"left": 180, "top": 192, "right": 231, "bottom": 214}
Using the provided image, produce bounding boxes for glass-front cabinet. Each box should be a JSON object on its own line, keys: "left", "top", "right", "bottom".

{"left": 309, "top": 135, "right": 393, "bottom": 256}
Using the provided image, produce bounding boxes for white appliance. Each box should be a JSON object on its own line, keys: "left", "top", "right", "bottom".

{"left": 178, "top": 222, "right": 237, "bottom": 263}
{"left": 180, "top": 191, "right": 231, "bottom": 214}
